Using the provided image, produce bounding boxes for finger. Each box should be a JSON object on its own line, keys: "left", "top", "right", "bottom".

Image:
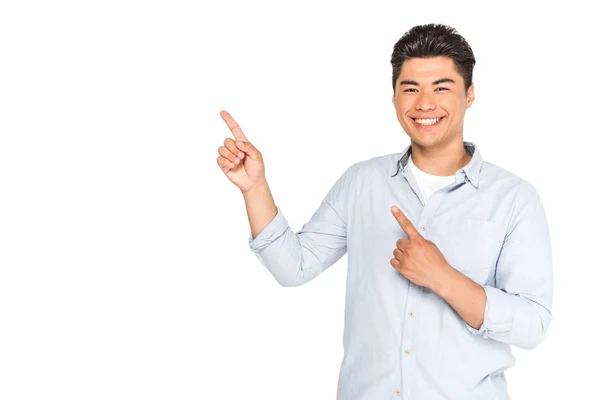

{"left": 217, "top": 156, "right": 235, "bottom": 173}
{"left": 396, "top": 238, "right": 408, "bottom": 250}
{"left": 391, "top": 206, "right": 421, "bottom": 239}
{"left": 220, "top": 110, "right": 249, "bottom": 141}
{"left": 393, "top": 248, "right": 404, "bottom": 259}
{"left": 219, "top": 145, "right": 240, "bottom": 166}
{"left": 224, "top": 138, "right": 244, "bottom": 163}
{"left": 234, "top": 139, "right": 261, "bottom": 161}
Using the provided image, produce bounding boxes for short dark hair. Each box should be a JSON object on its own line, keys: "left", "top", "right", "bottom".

{"left": 390, "top": 23, "right": 476, "bottom": 94}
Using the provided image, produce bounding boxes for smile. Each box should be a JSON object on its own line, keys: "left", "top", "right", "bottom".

{"left": 410, "top": 116, "right": 445, "bottom": 127}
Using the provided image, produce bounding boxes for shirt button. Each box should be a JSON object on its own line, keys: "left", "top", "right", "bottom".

{"left": 409, "top": 312, "right": 415, "bottom": 317}
{"left": 464, "top": 176, "right": 469, "bottom": 183}
{"left": 420, "top": 225, "right": 426, "bottom": 231}
{"left": 404, "top": 349, "right": 412, "bottom": 356}
{"left": 396, "top": 389, "right": 402, "bottom": 396}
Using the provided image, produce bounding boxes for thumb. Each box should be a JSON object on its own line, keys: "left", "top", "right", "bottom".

{"left": 236, "top": 140, "right": 261, "bottom": 161}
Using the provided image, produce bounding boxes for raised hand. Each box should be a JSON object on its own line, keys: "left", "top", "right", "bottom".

{"left": 217, "top": 110, "right": 267, "bottom": 193}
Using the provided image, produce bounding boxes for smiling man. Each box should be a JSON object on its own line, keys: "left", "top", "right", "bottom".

{"left": 220, "top": 23, "right": 553, "bottom": 400}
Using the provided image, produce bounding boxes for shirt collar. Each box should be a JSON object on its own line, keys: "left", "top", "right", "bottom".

{"left": 390, "top": 141, "right": 483, "bottom": 188}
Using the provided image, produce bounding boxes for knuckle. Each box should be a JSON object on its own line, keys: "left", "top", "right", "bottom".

{"left": 225, "top": 139, "right": 236, "bottom": 149}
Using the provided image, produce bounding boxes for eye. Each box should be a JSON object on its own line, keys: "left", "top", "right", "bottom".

{"left": 435, "top": 87, "right": 449, "bottom": 91}
{"left": 403, "top": 88, "right": 417, "bottom": 93}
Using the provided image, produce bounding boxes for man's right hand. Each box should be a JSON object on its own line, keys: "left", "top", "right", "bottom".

{"left": 217, "top": 110, "right": 267, "bottom": 193}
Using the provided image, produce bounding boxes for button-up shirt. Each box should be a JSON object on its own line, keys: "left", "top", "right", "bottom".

{"left": 247, "top": 141, "right": 553, "bottom": 400}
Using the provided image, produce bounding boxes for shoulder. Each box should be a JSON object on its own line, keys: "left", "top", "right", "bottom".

{"left": 342, "top": 152, "right": 401, "bottom": 178}
{"left": 481, "top": 160, "right": 539, "bottom": 199}
{"left": 480, "top": 161, "right": 544, "bottom": 227}
{"left": 325, "top": 154, "right": 397, "bottom": 196}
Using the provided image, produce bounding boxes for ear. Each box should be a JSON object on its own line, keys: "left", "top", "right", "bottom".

{"left": 466, "top": 83, "right": 475, "bottom": 109}
{"left": 392, "top": 93, "right": 396, "bottom": 105}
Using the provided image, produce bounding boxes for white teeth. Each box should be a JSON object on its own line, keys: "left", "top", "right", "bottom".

{"left": 414, "top": 118, "right": 441, "bottom": 125}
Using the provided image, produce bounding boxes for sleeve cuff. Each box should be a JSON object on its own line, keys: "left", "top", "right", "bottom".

{"left": 465, "top": 285, "right": 513, "bottom": 336}
{"left": 248, "top": 206, "right": 290, "bottom": 252}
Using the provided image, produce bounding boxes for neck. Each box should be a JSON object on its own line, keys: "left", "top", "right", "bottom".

{"left": 410, "top": 138, "right": 472, "bottom": 177}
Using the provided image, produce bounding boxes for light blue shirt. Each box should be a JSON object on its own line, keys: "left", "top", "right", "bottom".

{"left": 247, "top": 141, "right": 553, "bottom": 400}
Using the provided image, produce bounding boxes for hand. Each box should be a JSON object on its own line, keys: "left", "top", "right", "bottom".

{"left": 389, "top": 205, "right": 451, "bottom": 289}
{"left": 217, "top": 110, "right": 267, "bottom": 193}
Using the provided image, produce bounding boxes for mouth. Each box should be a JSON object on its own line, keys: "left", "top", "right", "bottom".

{"left": 410, "top": 116, "right": 445, "bottom": 128}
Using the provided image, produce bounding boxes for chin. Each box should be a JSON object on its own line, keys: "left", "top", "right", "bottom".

{"left": 412, "top": 133, "right": 446, "bottom": 147}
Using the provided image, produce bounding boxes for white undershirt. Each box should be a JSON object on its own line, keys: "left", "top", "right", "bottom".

{"left": 408, "top": 154, "right": 456, "bottom": 204}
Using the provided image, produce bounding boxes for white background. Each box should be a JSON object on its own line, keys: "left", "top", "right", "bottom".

{"left": 0, "top": 0, "right": 597, "bottom": 399}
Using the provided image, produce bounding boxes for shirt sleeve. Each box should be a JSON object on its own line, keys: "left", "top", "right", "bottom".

{"left": 465, "top": 185, "right": 553, "bottom": 350}
{"left": 247, "top": 164, "right": 356, "bottom": 287}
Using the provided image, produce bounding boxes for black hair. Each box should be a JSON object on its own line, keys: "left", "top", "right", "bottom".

{"left": 391, "top": 23, "right": 476, "bottom": 94}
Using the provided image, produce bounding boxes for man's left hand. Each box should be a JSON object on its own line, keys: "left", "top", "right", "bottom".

{"left": 390, "top": 205, "right": 451, "bottom": 289}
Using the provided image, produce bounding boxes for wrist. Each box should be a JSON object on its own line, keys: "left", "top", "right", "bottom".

{"left": 430, "top": 263, "right": 455, "bottom": 297}
{"left": 241, "top": 179, "right": 268, "bottom": 196}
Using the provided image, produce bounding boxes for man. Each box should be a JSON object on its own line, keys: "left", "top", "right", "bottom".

{"left": 216, "top": 23, "right": 552, "bottom": 400}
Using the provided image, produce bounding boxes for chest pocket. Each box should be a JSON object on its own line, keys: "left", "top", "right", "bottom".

{"left": 434, "top": 217, "right": 503, "bottom": 284}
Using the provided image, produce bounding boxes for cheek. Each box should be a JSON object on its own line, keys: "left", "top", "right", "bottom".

{"left": 443, "top": 97, "right": 465, "bottom": 113}
{"left": 394, "top": 96, "right": 412, "bottom": 109}
{"left": 395, "top": 105, "right": 412, "bottom": 120}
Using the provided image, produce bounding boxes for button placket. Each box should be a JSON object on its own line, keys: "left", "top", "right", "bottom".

{"left": 400, "top": 191, "right": 443, "bottom": 399}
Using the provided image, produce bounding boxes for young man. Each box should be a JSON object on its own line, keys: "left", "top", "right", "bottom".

{"left": 217, "top": 23, "right": 553, "bottom": 400}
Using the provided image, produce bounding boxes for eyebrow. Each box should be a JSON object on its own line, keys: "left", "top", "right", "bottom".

{"left": 399, "top": 78, "right": 456, "bottom": 86}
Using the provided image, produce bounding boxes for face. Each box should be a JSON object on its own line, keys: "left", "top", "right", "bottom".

{"left": 392, "top": 56, "right": 474, "bottom": 149}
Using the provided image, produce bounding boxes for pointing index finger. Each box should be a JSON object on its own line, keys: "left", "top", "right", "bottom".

{"left": 391, "top": 206, "right": 421, "bottom": 239}
{"left": 220, "top": 110, "right": 249, "bottom": 141}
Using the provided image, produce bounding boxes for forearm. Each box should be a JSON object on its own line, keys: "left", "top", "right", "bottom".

{"left": 245, "top": 193, "right": 348, "bottom": 287}
{"left": 243, "top": 180, "right": 312, "bottom": 287}
{"left": 465, "top": 285, "right": 551, "bottom": 349}
{"left": 432, "top": 264, "right": 552, "bottom": 349}
{"left": 242, "top": 180, "right": 277, "bottom": 240}
{"left": 432, "top": 264, "right": 486, "bottom": 330}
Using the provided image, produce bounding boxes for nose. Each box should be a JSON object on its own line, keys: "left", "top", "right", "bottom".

{"left": 415, "top": 91, "right": 436, "bottom": 112}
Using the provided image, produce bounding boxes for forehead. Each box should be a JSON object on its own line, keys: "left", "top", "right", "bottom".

{"left": 399, "top": 56, "right": 461, "bottom": 80}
